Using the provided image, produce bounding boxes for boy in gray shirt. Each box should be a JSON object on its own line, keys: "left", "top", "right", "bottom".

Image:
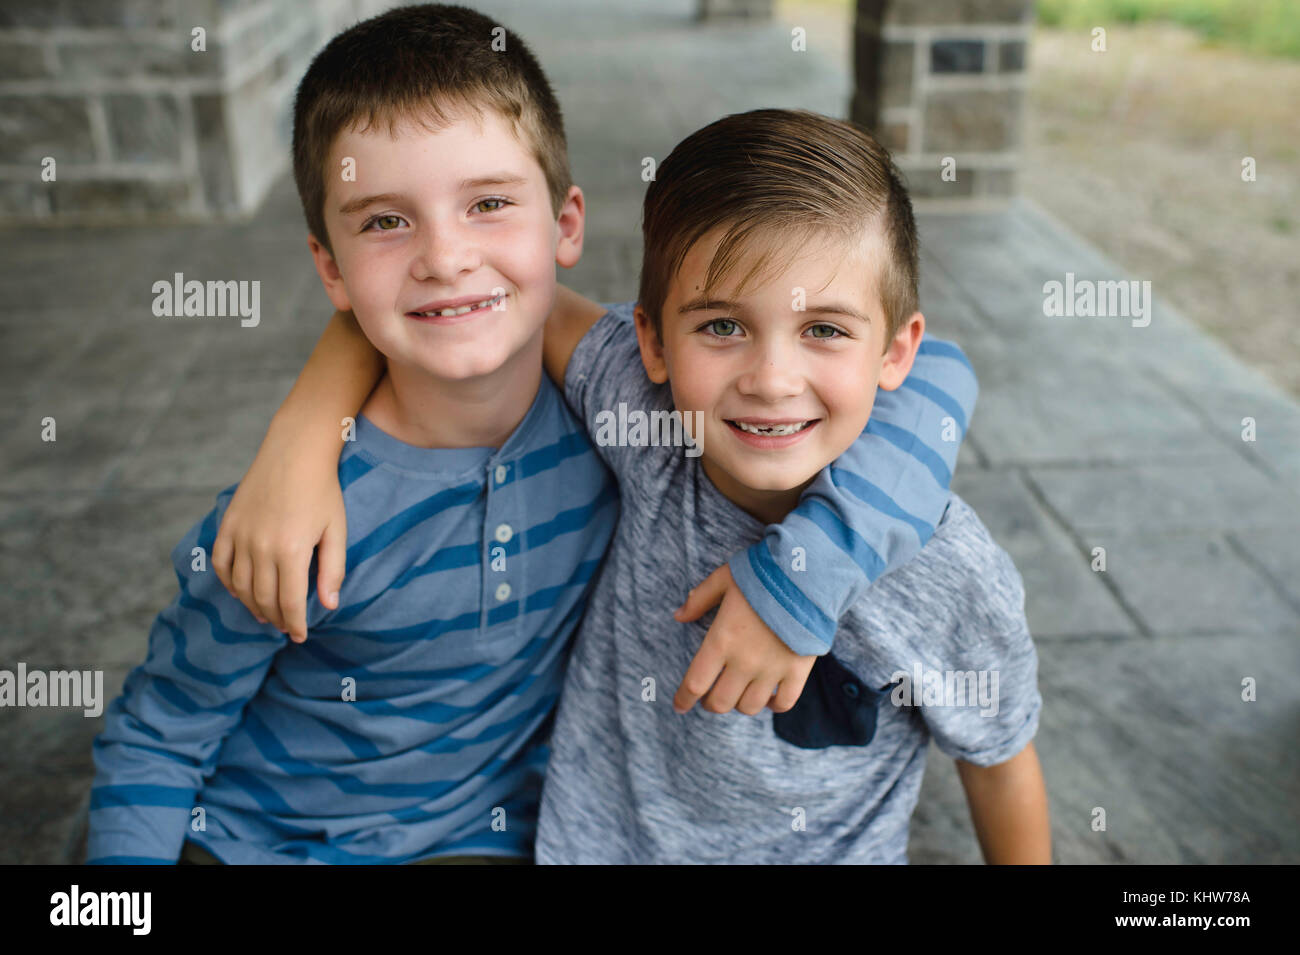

{"left": 535, "top": 110, "right": 1049, "bottom": 864}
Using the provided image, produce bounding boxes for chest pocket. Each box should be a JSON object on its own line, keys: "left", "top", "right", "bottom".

{"left": 772, "top": 652, "right": 890, "bottom": 749}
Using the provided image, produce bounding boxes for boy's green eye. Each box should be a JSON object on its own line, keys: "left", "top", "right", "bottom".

{"left": 808, "top": 323, "right": 842, "bottom": 339}
{"left": 707, "top": 318, "right": 739, "bottom": 337}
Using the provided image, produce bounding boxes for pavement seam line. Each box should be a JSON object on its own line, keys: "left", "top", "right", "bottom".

{"left": 1015, "top": 466, "right": 1155, "bottom": 639}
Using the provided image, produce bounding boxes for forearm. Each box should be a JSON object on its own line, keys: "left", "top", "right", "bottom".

{"left": 269, "top": 309, "right": 384, "bottom": 452}
{"left": 957, "top": 742, "right": 1051, "bottom": 864}
{"left": 90, "top": 624, "right": 280, "bottom": 861}
{"left": 543, "top": 283, "right": 607, "bottom": 385}
{"left": 88, "top": 496, "right": 288, "bottom": 863}
{"left": 88, "top": 693, "right": 207, "bottom": 864}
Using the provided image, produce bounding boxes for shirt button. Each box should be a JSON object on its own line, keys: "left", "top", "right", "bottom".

{"left": 842, "top": 681, "right": 860, "bottom": 699}
{"left": 494, "top": 523, "right": 513, "bottom": 543}
{"left": 495, "top": 582, "right": 512, "bottom": 602}
{"left": 494, "top": 465, "right": 508, "bottom": 485}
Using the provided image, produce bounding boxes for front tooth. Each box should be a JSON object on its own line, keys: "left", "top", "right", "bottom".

{"left": 737, "top": 421, "right": 806, "bottom": 435}
{"left": 429, "top": 297, "right": 498, "bottom": 316}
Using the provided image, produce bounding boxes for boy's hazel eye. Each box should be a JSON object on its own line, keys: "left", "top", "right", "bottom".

{"left": 371, "top": 215, "right": 404, "bottom": 231}
{"left": 808, "top": 324, "right": 842, "bottom": 339}
{"left": 474, "top": 198, "right": 507, "bottom": 213}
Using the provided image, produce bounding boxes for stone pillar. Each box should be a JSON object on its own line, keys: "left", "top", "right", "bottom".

{"left": 696, "top": 0, "right": 775, "bottom": 20}
{"left": 0, "top": 0, "right": 393, "bottom": 225}
{"left": 852, "top": 0, "right": 1034, "bottom": 204}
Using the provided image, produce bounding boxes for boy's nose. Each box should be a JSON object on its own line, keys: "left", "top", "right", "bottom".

{"left": 737, "top": 345, "right": 805, "bottom": 401}
{"left": 410, "top": 223, "right": 482, "bottom": 283}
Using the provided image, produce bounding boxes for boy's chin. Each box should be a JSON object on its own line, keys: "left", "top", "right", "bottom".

{"left": 414, "top": 353, "right": 528, "bottom": 382}
{"left": 722, "top": 460, "right": 826, "bottom": 495}
{"left": 401, "top": 329, "right": 543, "bottom": 380}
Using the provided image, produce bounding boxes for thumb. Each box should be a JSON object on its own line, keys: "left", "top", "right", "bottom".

{"left": 316, "top": 518, "right": 348, "bottom": 610}
{"left": 673, "top": 564, "right": 731, "bottom": 622}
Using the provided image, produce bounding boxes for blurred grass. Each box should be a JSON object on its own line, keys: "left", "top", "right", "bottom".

{"left": 1036, "top": 0, "right": 1300, "bottom": 58}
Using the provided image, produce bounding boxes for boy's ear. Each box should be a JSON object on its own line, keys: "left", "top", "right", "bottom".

{"left": 307, "top": 233, "right": 353, "bottom": 313}
{"left": 633, "top": 304, "right": 669, "bottom": 384}
{"left": 878, "top": 310, "right": 925, "bottom": 391}
{"left": 554, "top": 185, "right": 586, "bottom": 269}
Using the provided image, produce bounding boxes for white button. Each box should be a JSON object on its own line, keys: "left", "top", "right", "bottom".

{"left": 494, "top": 523, "right": 513, "bottom": 543}
{"left": 495, "top": 582, "right": 512, "bottom": 602}
{"left": 495, "top": 465, "right": 508, "bottom": 484}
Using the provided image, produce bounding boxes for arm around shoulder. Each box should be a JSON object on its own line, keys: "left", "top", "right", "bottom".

{"left": 211, "top": 308, "right": 383, "bottom": 641}
{"left": 542, "top": 284, "right": 608, "bottom": 386}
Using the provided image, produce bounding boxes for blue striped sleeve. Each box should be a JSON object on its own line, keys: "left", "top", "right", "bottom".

{"left": 729, "top": 334, "right": 978, "bottom": 655}
{"left": 86, "top": 490, "right": 290, "bottom": 864}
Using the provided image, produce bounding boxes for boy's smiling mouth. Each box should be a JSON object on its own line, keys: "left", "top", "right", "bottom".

{"left": 725, "top": 417, "right": 820, "bottom": 447}
{"left": 408, "top": 292, "right": 506, "bottom": 322}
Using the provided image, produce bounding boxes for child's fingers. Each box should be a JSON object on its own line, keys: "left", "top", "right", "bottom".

{"left": 229, "top": 547, "right": 266, "bottom": 624}
{"left": 769, "top": 661, "right": 816, "bottom": 713}
{"left": 699, "top": 666, "right": 749, "bottom": 715}
{"left": 251, "top": 555, "right": 285, "bottom": 633}
{"left": 211, "top": 527, "right": 234, "bottom": 595}
{"left": 769, "top": 679, "right": 803, "bottom": 713}
{"left": 673, "top": 564, "right": 731, "bottom": 623}
{"left": 736, "top": 679, "right": 778, "bottom": 717}
{"left": 673, "top": 641, "right": 725, "bottom": 714}
{"left": 316, "top": 518, "right": 348, "bottom": 611}
{"left": 280, "top": 555, "right": 309, "bottom": 644}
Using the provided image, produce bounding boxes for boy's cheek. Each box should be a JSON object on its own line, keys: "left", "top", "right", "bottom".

{"left": 507, "top": 221, "right": 567, "bottom": 276}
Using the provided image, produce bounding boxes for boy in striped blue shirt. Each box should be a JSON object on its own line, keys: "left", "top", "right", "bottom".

{"left": 89, "top": 4, "right": 620, "bottom": 864}
{"left": 88, "top": 6, "right": 989, "bottom": 865}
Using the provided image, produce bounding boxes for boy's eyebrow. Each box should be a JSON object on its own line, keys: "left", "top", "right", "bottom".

{"left": 678, "top": 297, "right": 872, "bottom": 325}
{"left": 678, "top": 297, "right": 750, "bottom": 316}
{"left": 458, "top": 174, "right": 529, "bottom": 190}
{"left": 338, "top": 193, "right": 404, "bottom": 216}
{"left": 802, "top": 303, "right": 873, "bottom": 325}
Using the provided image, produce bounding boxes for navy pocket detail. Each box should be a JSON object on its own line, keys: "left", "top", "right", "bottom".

{"left": 772, "top": 653, "right": 888, "bottom": 749}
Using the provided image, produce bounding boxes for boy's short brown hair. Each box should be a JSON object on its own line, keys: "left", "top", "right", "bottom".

{"left": 292, "top": 3, "right": 570, "bottom": 252}
{"left": 638, "top": 109, "right": 919, "bottom": 351}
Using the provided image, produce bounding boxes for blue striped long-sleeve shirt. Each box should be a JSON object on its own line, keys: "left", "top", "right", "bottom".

{"left": 87, "top": 375, "right": 617, "bottom": 864}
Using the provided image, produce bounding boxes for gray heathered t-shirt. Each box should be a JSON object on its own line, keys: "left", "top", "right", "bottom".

{"left": 535, "top": 304, "right": 1041, "bottom": 864}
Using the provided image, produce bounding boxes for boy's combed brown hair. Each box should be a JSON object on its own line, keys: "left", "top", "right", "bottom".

{"left": 292, "top": 3, "right": 570, "bottom": 252}
{"left": 638, "top": 109, "right": 919, "bottom": 351}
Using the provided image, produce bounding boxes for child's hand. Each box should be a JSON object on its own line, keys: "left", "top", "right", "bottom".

{"left": 672, "top": 564, "right": 817, "bottom": 716}
{"left": 211, "top": 423, "right": 348, "bottom": 644}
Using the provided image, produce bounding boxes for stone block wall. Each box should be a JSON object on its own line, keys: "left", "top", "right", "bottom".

{"left": 1, "top": 0, "right": 1030, "bottom": 222}
{"left": 852, "top": 0, "right": 1034, "bottom": 204}
{"left": 0, "top": 0, "right": 395, "bottom": 225}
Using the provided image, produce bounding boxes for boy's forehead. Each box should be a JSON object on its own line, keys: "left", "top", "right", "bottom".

{"left": 330, "top": 106, "right": 518, "bottom": 158}
{"left": 676, "top": 221, "right": 887, "bottom": 309}
{"left": 323, "top": 107, "right": 544, "bottom": 199}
